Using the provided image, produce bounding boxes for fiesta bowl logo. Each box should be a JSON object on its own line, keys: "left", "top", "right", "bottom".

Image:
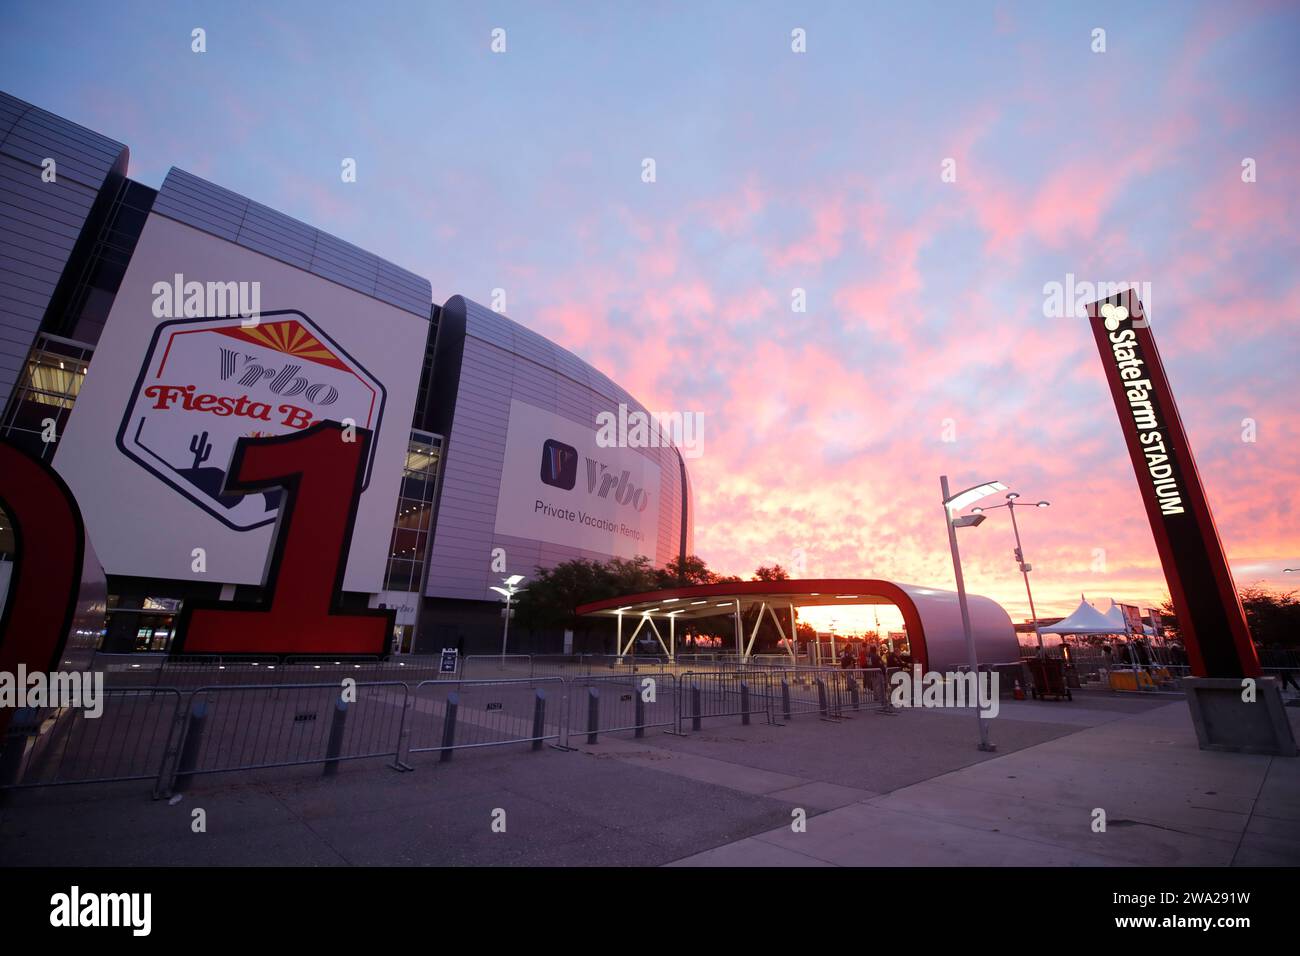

{"left": 116, "top": 310, "right": 386, "bottom": 531}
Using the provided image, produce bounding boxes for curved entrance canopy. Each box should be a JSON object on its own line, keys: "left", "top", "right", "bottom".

{"left": 575, "top": 579, "right": 1020, "bottom": 671}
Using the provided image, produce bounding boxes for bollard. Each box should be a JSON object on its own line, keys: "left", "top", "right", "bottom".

{"left": 691, "top": 682, "right": 702, "bottom": 731}
{"left": 781, "top": 679, "right": 792, "bottom": 721}
{"left": 634, "top": 687, "right": 645, "bottom": 739}
{"left": 323, "top": 694, "right": 349, "bottom": 776}
{"left": 173, "top": 698, "right": 209, "bottom": 793}
{"left": 848, "top": 676, "right": 860, "bottom": 711}
{"left": 815, "top": 677, "right": 829, "bottom": 718}
{"left": 587, "top": 687, "right": 600, "bottom": 744}
{"left": 879, "top": 668, "right": 898, "bottom": 714}
{"left": 532, "top": 689, "right": 547, "bottom": 750}
{"left": 440, "top": 691, "right": 459, "bottom": 762}
{"left": 740, "top": 681, "right": 751, "bottom": 726}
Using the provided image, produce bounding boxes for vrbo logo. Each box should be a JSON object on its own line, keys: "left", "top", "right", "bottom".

{"left": 152, "top": 272, "right": 261, "bottom": 326}
{"left": 539, "top": 438, "right": 651, "bottom": 512}
{"left": 596, "top": 403, "right": 704, "bottom": 460}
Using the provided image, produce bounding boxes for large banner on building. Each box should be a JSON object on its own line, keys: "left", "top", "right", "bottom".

{"left": 54, "top": 214, "right": 426, "bottom": 592}
{"left": 1087, "top": 291, "right": 1257, "bottom": 678}
{"left": 493, "top": 399, "right": 660, "bottom": 560}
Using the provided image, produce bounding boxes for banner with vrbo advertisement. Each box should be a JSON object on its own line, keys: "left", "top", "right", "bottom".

{"left": 53, "top": 213, "right": 427, "bottom": 592}
{"left": 493, "top": 399, "right": 661, "bottom": 560}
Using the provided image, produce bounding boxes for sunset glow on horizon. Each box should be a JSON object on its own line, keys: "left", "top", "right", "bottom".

{"left": 6, "top": 1, "right": 1295, "bottom": 625}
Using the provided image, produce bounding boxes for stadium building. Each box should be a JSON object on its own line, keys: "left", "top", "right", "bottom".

{"left": 0, "top": 91, "right": 692, "bottom": 656}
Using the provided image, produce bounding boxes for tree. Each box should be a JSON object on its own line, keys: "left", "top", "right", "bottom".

{"left": 1239, "top": 586, "right": 1300, "bottom": 650}
{"left": 516, "top": 554, "right": 732, "bottom": 635}
{"left": 513, "top": 555, "right": 658, "bottom": 634}
{"left": 752, "top": 564, "right": 789, "bottom": 581}
{"left": 657, "top": 554, "right": 720, "bottom": 587}
{"left": 1159, "top": 586, "right": 1300, "bottom": 650}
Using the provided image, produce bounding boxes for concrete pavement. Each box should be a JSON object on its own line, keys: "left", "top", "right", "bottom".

{"left": 670, "top": 699, "right": 1300, "bottom": 866}
{"left": 2, "top": 690, "right": 1296, "bottom": 866}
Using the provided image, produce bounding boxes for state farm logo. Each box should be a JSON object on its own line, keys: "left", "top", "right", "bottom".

{"left": 116, "top": 310, "right": 386, "bottom": 531}
{"left": 1100, "top": 302, "right": 1129, "bottom": 330}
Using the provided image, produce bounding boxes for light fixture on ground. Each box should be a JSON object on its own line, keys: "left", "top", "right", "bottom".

{"left": 488, "top": 574, "right": 526, "bottom": 662}
{"left": 970, "top": 492, "right": 1051, "bottom": 655}
{"left": 940, "top": 476, "right": 1006, "bottom": 752}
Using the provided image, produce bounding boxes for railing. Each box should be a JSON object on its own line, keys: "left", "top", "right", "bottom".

{"left": 157, "top": 681, "right": 411, "bottom": 796}
{"left": 677, "top": 670, "right": 770, "bottom": 730}
{"left": 530, "top": 654, "right": 665, "bottom": 679}
{"left": 407, "top": 677, "right": 564, "bottom": 758}
{"left": 0, "top": 688, "right": 183, "bottom": 789}
{"left": 563, "top": 673, "right": 678, "bottom": 745}
{"left": 1, "top": 663, "right": 977, "bottom": 795}
{"left": 90, "top": 652, "right": 433, "bottom": 689}
{"left": 461, "top": 654, "right": 533, "bottom": 680}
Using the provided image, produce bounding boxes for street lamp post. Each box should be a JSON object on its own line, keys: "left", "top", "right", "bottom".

{"left": 489, "top": 574, "right": 526, "bottom": 663}
{"left": 972, "top": 493, "right": 1051, "bottom": 655}
{"left": 940, "top": 476, "right": 1006, "bottom": 753}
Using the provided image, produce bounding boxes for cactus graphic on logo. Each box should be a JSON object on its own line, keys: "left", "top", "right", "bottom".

{"left": 116, "top": 310, "right": 386, "bottom": 531}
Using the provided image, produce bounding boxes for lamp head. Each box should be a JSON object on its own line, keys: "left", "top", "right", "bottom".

{"left": 942, "top": 480, "right": 1007, "bottom": 512}
{"left": 1005, "top": 492, "right": 1020, "bottom": 500}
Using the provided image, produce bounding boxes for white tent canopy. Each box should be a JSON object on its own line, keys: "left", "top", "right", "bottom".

{"left": 1099, "top": 602, "right": 1156, "bottom": 636}
{"left": 1042, "top": 598, "right": 1127, "bottom": 636}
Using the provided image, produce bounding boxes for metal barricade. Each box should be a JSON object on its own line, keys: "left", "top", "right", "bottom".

{"left": 174, "top": 659, "right": 284, "bottom": 686}
{"left": 677, "top": 670, "right": 770, "bottom": 730}
{"left": 527, "top": 654, "right": 664, "bottom": 680}
{"left": 407, "top": 677, "right": 564, "bottom": 759}
{"left": 461, "top": 654, "right": 533, "bottom": 680}
{"left": 762, "top": 668, "right": 837, "bottom": 720}
{"left": 529, "top": 654, "right": 587, "bottom": 679}
{"left": 1, "top": 688, "right": 184, "bottom": 790}
{"left": 384, "top": 655, "right": 460, "bottom": 682}
{"left": 156, "top": 681, "right": 410, "bottom": 796}
{"left": 564, "top": 673, "right": 677, "bottom": 745}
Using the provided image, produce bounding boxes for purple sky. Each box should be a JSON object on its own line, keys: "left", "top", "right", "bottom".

{"left": 3, "top": 1, "right": 1298, "bottom": 623}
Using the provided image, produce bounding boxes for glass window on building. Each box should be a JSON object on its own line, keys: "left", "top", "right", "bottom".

{"left": 382, "top": 431, "right": 443, "bottom": 652}
{"left": 0, "top": 334, "right": 94, "bottom": 460}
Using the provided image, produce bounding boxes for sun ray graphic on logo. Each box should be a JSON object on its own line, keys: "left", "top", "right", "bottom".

{"left": 214, "top": 319, "right": 349, "bottom": 371}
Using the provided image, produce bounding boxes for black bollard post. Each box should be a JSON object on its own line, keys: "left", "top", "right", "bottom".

{"left": 531, "top": 689, "right": 546, "bottom": 751}
{"left": 440, "top": 692, "right": 459, "bottom": 762}
{"left": 173, "top": 698, "right": 208, "bottom": 793}
{"left": 587, "top": 687, "right": 600, "bottom": 744}
{"left": 323, "top": 695, "right": 349, "bottom": 776}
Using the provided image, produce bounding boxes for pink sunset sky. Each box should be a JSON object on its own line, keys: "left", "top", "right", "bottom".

{"left": 3, "top": 1, "right": 1297, "bottom": 625}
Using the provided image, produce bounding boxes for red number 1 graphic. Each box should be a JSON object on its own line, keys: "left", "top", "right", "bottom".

{"left": 174, "top": 421, "right": 394, "bottom": 656}
{"left": 0, "top": 441, "right": 86, "bottom": 736}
